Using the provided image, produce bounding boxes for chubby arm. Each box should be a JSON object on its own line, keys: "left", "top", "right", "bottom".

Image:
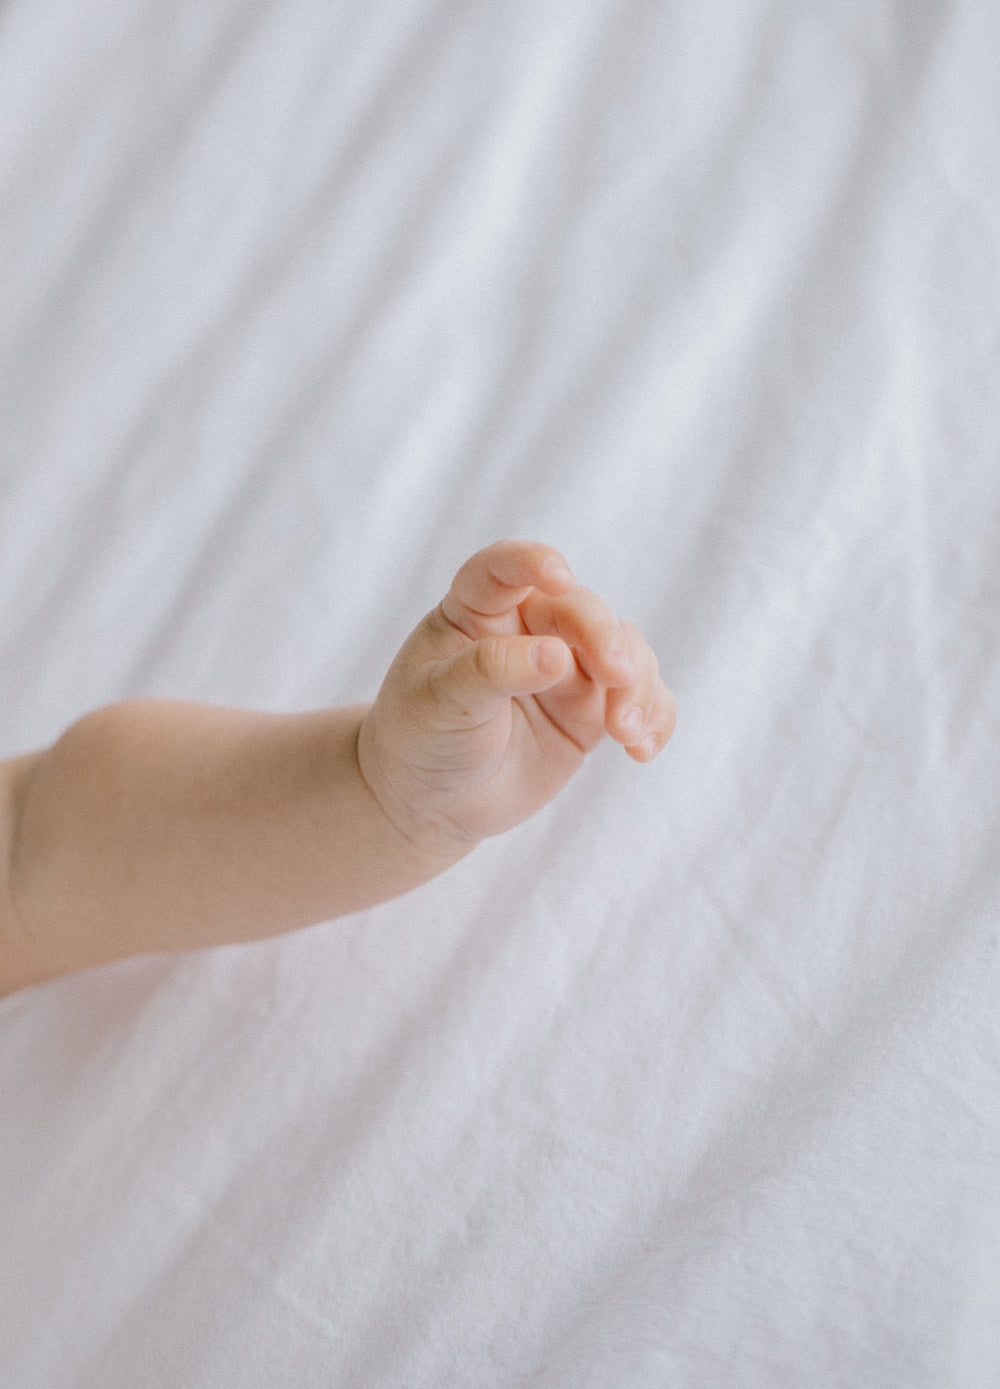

{"left": 0, "top": 541, "right": 675, "bottom": 995}
{"left": 0, "top": 702, "right": 463, "bottom": 995}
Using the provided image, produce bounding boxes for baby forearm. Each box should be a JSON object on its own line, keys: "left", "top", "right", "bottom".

{"left": 3, "top": 700, "right": 466, "bottom": 993}
{"left": 0, "top": 542, "right": 675, "bottom": 998}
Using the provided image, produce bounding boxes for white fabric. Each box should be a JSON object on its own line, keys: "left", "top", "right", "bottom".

{"left": 2, "top": 1, "right": 999, "bottom": 1384}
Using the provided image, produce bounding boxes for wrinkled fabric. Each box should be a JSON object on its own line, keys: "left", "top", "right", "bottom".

{"left": 1, "top": 1, "right": 999, "bottom": 1385}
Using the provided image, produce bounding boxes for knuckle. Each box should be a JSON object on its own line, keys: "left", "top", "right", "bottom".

{"left": 472, "top": 639, "right": 496, "bottom": 682}
{"left": 473, "top": 637, "right": 510, "bottom": 685}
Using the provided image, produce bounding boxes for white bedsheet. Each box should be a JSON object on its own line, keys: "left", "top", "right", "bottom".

{"left": 2, "top": 1, "right": 999, "bottom": 1384}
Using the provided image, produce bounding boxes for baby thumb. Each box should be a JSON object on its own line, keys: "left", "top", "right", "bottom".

{"left": 433, "top": 636, "right": 571, "bottom": 720}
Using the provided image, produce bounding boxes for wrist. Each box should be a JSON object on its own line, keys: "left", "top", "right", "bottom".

{"left": 355, "top": 709, "right": 481, "bottom": 868}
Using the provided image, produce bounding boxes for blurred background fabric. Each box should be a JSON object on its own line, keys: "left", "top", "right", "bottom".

{"left": 1, "top": 1, "right": 998, "bottom": 1385}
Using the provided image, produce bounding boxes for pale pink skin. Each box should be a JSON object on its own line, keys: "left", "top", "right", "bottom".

{"left": 0, "top": 541, "right": 676, "bottom": 996}
{"left": 358, "top": 538, "right": 677, "bottom": 853}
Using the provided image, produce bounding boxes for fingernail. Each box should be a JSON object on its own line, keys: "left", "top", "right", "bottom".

{"left": 612, "top": 649, "right": 635, "bottom": 679}
{"left": 622, "top": 707, "right": 644, "bottom": 737}
{"left": 640, "top": 734, "right": 659, "bottom": 758}
{"left": 541, "top": 556, "right": 574, "bottom": 585}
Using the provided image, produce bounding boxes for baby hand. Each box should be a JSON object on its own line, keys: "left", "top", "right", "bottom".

{"left": 356, "top": 540, "right": 676, "bottom": 859}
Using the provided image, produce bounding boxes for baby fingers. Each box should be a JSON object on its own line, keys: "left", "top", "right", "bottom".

{"left": 428, "top": 635, "right": 573, "bottom": 725}
{"left": 605, "top": 623, "right": 677, "bottom": 760}
{"left": 441, "top": 540, "right": 576, "bottom": 632}
{"left": 519, "top": 584, "right": 638, "bottom": 688}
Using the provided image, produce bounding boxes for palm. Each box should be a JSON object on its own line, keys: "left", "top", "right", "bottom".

{"left": 435, "top": 599, "right": 608, "bottom": 837}
{"left": 370, "top": 601, "right": 595, "bottom": 843}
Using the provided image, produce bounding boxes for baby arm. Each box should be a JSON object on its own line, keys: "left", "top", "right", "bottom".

{"left": 0, "top": 541, "right": 675, "bottom": 995}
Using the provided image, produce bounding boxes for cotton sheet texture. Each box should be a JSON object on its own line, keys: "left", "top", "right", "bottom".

{"left": 2, "top": 1, "right": 999, "bottom": 1385}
